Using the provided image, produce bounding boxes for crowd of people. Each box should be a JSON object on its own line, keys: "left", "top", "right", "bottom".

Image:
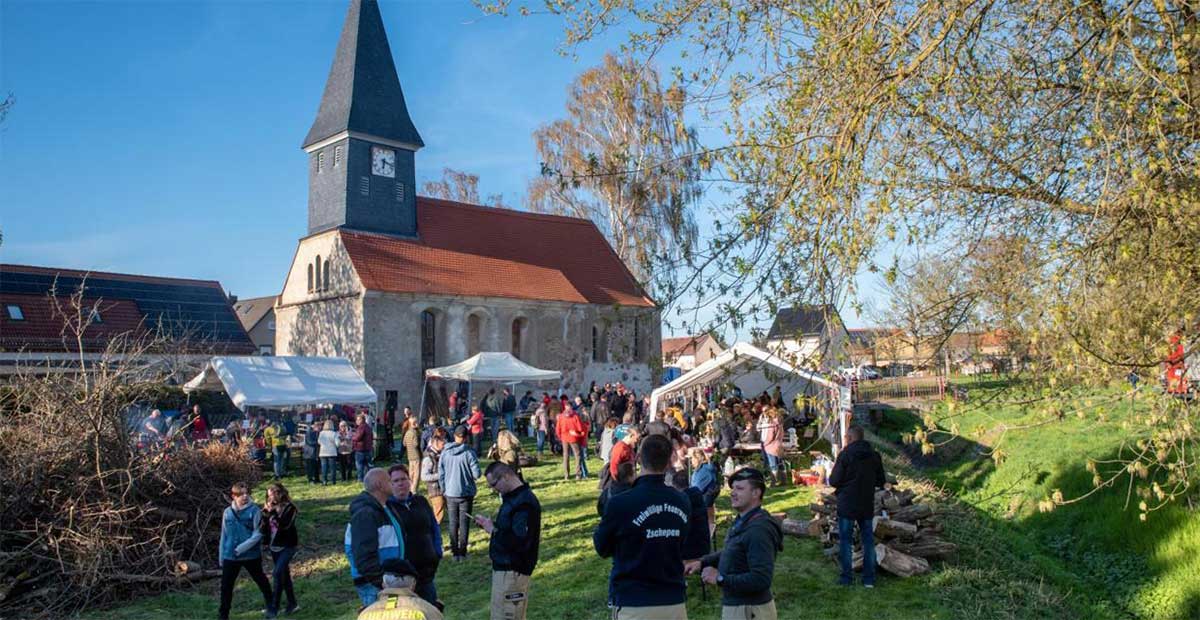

{"left": 209, "top": 380, "right": 886, "bottom": 620}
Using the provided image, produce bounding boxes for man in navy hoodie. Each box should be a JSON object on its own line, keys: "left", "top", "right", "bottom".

{"left": 594, "top": 434, "right": 691, "bottom": 619}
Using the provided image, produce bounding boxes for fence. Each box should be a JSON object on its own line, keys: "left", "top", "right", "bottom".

{"left": 851, "top": 374, "right": 990, "bottom": 403}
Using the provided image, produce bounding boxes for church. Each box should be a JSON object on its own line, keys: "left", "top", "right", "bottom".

{"left": 274, "top": 0, "right": 662, "bottom": 411}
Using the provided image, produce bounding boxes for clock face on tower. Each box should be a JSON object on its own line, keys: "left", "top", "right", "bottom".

{"left": 370, "top": 146, "right": 396, "bottom": 178}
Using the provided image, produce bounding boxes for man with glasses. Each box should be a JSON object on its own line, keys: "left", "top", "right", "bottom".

{"left": 474, "top": 462, "right": 542, "bottom": 620}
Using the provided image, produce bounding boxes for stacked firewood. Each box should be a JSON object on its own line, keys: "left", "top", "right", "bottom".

{"left": 779, "top": 486, "right": 957, "bottom": 577}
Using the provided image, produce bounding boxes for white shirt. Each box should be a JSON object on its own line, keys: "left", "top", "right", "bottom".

{"left": 318, "top": 429, "right": 339, "bottom": 457}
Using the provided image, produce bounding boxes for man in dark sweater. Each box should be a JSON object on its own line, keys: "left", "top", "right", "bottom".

{"left": 828, "top": 425, "right": 888, "bottom": 587}
{"left": 593, "top": 434, "right": 691, "bottom": 619}
{"left": 668, "top": 470, "right": 712, "bottom": 563}
{"left": 475, "top": 462, "right": 542, "bottom": 620}
{"left": 687, "top": 468, "right": 783, "bottom": 619}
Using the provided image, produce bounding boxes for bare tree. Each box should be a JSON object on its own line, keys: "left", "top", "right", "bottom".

{"left": 529, "top": 53, "right": 705, "bottom": 301}
{"left": 422, "top": 167, "right": 507, "bottom": 207}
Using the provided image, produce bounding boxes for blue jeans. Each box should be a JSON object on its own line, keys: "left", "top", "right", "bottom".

{"left": 839, "top": 516, "right": 876, "bottom": 585}
{"left": 504, "top": 411, "right": 516, "bottom": 434}
{"left": 356, "top": 583, "right": 380, "bottom": 607}
{"left": 270, "top": 546, "right": 297, "bottom": 611}
{"left": 765, "top": 452, "right": 781, "bottom": 473}
{"left": 578, "top": 445, "right": 590, "bottom": 477}
{"left": 273, "top": 446, "right": 288, "bottom": 478}
{"left": 321, "top": 456, "right": 337, "bottom": 484}
{"left": 536, "top": 430, "right": 546, "bottom": 455}
{"left": 354, "top": 450, "right": 372, "bottom": 482}
{"left": 415, "top": 580, "right": 438, "bottom": 606}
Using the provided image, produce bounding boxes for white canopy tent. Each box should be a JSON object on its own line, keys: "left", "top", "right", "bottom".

{"left": 184, "top": 356, "right": 377, "bottom": 411}
{"left": 420, "top": 352, "right": 562, "bottom": 417}
{"left": 650, "top": 342, "right": 850, "bottom": 452}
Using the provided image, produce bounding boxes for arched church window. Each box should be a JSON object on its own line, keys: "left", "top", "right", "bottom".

{"left": 314, "top": 255, "right": 322, "bottom": 291}
{"left": 323, "top": 258, "right": 331, "bottom": 290}
{"left": 307, "top": 264, "right": 313, "bottom": 293}
{"left": 467, "top": 313, "right": 483, "bottom": 357}
{"left": 420, "top": 310, "right": 437, "bottom": 372}
{"left": 633, "top": 319, "right": 641, "bottom": 362}
{"left": 511, "top": 317, "right": 527, "bottom": 361}
{"left": 592, "top": 325, "right": 608, "bottom": 363}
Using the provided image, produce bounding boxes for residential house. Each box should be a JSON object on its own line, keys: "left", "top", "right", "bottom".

{"left": 763, "top": 304, "right": 850, "bottom": 371}
{"left": 233, "top": 295, "right": 278, "bottom": 355}
{"left": 661, "top": 334, "right": 723, "bottom": 372}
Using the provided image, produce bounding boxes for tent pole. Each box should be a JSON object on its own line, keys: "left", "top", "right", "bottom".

{"left": 467, "top": 382, "right": 473, "bottom": 423}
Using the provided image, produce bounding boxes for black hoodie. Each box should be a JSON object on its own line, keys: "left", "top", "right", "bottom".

{"left": 828, "top": 439, "right": 887, "bottom": 520}
{"left": 700, "top": 506, "right": 783, "bottom": 606}
{"left": 593, "top": 474, "right": 690, "bottom": 607}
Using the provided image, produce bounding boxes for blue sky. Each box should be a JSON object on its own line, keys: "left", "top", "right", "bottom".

{"left": 0, "top": 0, "right": 875, "bottom": 335}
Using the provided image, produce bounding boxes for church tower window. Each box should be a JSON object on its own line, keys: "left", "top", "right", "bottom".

{"left": 318, "top": 151, "right": 325, "bottom": 172}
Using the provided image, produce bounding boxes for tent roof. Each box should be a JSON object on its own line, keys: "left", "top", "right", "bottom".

{"left": 424, "top": 352, "right": 561, "bottom": 383}
{"left": 184, "top": 356, "right": 377, "bottom": 410}
{"left": 650, "top": 342, "right": 836, "bottom": 412}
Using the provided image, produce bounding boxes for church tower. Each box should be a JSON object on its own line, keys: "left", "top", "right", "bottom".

{"left": 303, "top": 0, "right": 423, "bottom": 237}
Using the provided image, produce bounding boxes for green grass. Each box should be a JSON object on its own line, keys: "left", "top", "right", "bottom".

{"left": 80, "top": 406, "right": 1187, "bottom": 620}
{"left": 888, "top": 384, "right": 1200, "bottom": 620}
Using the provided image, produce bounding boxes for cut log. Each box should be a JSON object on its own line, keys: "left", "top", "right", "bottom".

{"left": 809, "top": 502, "right": 836, "bottom": 516}
{"left": 890, "top": 538, "right": 958, "bottom": 561}
{"left": 174, "top": 560, "right": 201, "bottom": 576}
{"left": 781, "top": 518, "right": 808, "bottom": 537}
{"left": 882, "top": 489, "right": 916, "bottom": 510}
{"left": 889, "top": 503, "right": 932, "bottom": 523}
{"left": 875, "top": 544, "right": 930, "bottom": 577}
{"left": 808, "top": 517, "right": 826, "bottom": 538}
{"left": 873, "top": 517, "right": 918, "bottom": 541}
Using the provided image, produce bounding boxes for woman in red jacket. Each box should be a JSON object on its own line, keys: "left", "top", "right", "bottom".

{"left": 466, "top": 405, "right": 485, "bottom": 455}
{"left": 556, "top": 405, "right": 586, "bottom": 481}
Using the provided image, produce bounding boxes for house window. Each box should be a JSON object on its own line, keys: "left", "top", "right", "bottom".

{"left": 307, "top": 264, "right": 313, "bottom": 292}
{"left": 420, "top": 310, "right": 437, "bottom": 371}
{"left": 6, "top": 305, "right": 24, "bottom": 321}
{"left": 259, "top": 345, "right": 274, "bottom": 356}
{"left": 268, "top": 321, "right": 275, "bottom": 331}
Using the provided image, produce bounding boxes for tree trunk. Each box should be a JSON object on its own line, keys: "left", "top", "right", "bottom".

{"left": 890, "top": 538, "right": 958, "bottom": 561}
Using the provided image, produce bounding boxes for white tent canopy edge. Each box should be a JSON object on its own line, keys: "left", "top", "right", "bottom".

{"left": 420, "top": 352, "right": 562, "bottom": 417}
{"left": 183, "top": 355, "right": 377, "bottom": 411}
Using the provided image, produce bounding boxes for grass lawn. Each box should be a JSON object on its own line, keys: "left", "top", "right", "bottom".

{"left": 877, "top": 383, "right": 1200, "bottom": 619}
{"left": 81, "top": 421, "right": 1150, "bottom": 620}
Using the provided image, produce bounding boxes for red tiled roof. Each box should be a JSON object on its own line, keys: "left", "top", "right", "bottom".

{"left": 340, "top": 197, "right": 655, "bottom": 307}
{"left": 662, "top": 334, "right": 709, "bottom": 357}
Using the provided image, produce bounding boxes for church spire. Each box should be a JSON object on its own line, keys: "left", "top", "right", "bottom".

{"left": 303, "top": 0, "right": 424, "bottom": 150}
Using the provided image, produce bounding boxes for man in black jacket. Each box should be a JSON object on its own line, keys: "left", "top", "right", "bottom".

{"left": 687, "top": 468, "right": 783, "bottom": 619}
{"left": 593, "top": 434, "right": 691, "bottom": 619}
{"left": 668, "top": 470, "right": 712, "bottom": 563}
{"left": 475, "top": 462, "right": 541, "bottom": 620}
{"left": 387, "top": 465, "right": 442, "bottom": 607}
{"left": 828, "top": 425, "right": 888, "bottom": 587}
